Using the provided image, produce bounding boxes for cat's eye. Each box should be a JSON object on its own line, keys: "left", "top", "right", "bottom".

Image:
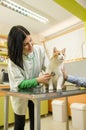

{"left": 58, "top": 53, "right": 60, "bottom": 55}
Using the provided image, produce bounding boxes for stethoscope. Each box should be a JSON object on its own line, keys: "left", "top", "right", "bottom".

{"left": 28, "top": 52, "right": 35, "bottom": 78}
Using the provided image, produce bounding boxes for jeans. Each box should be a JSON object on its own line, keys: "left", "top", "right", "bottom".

{"left": 14, "top": 100, "right": 34, "bottom": 130}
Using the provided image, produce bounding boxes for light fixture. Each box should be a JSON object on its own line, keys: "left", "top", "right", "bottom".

{"left": 0, "top": 0, "right": 49, "bottom": 24}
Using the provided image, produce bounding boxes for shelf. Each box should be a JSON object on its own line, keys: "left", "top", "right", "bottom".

{"left": 0, "top": 62, "right": 8, "bottom": 65}
{"left": 0, "top": 45, "right": 7, "bottom": 48}
{"left": 0, "top": 51, "right": 7, "bottom": 56}
{"left": 0, "top": 36, "right": 7, "bottom": 65}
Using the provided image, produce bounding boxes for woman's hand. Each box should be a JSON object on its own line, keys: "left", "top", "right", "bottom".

{"left": 62, "top": 67, "right": 68, "bottom": 81}
{"left": 36, "top": 73, "right": 51, "bottom": 84}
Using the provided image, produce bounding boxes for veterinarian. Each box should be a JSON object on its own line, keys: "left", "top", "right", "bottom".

{"left": 62, "top": 68, "right": 86, "bottom": 87}
{"left": 7, "top": 25, "right": 51, "bottom": 130}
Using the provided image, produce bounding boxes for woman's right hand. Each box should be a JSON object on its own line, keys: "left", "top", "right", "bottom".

{"left": 36, "top": 73, "right": 51, "bottom": 84}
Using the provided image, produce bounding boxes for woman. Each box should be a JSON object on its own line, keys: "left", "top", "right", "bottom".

{"left": 7, "top": 25, "right": 51, "bottom": 130}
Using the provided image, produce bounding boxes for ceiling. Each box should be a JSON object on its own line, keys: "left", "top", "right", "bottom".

{"left": 76, "top": 0, "right": 86, "bottom": 9}
{"left": 0, "top": 0, "right": 85, "bottom": 40}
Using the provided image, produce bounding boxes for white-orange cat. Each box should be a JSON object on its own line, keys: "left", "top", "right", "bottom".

{"left": 46, "top": 47, "right": 66, "bottom": 90}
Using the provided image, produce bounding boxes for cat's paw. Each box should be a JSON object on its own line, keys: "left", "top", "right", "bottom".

{"left": 49, "top": 85, "right": 53, "bottom": 90}
{"left": 57, "top": 86, "right": 62, "bottom": 90}
{"left": 41, "top": 85, "right": 46, "bottom": 93}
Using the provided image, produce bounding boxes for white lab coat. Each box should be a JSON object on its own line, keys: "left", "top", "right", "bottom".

{"left": 8, "top": 45, "right": 46, "bottom": 115}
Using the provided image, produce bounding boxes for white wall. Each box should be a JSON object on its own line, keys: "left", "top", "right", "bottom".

{"left": 45, "top": 27, "right": 85, "bottom": 60}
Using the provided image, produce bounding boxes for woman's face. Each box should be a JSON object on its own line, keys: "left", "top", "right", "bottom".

{"left": 23, "top": 35, "right": 34, "bottom": 55}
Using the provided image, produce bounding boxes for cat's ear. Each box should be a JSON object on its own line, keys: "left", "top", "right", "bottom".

{"left": 53, "top": 47, "right": 57, "bottom": 53}
{"left": 62, "top": 48, "right": 66, "bottom": 53}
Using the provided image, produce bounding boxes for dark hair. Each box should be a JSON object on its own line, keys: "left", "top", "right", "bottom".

{"left": 7, "top": 25, "right": 30, "bottom": 69}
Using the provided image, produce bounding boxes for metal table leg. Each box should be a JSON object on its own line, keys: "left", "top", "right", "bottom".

{"left": 33, "top": 98, "right": 69, "bottom": 130}
{"left": 4, "top": 96, "right": 9, "bottom": 130}
{"left": 65, "top": 97, "right": 69, "bottom": 130}
{"left": 33, "top": 100, "right": 40, "bottom": 130}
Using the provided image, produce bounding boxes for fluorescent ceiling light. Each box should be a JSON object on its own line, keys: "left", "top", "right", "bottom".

{"left": 0, "top": 0, "right": 49, "bottom": 24}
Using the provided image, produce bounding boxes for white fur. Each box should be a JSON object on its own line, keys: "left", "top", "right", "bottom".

{"left": 46, "top": 48, "right": 65, "bottom": 90}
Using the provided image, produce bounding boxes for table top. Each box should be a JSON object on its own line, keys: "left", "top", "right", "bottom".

{"left": 0, "top": 86, "right": 86, "bottom": 101}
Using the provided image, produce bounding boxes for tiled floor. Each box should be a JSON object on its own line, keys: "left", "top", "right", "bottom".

{"left": 0, "top": 114, "right": 76, "bottom": 130}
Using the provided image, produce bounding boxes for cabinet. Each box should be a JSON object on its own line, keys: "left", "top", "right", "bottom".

{"left": 0, "top": 96, "right": 48, "bottom": 126}
{"left": 0, "top": 86, "right": 48, "bottom": 126}
{"left": 48, "top": 94, "right": 86, "bottom": 116}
